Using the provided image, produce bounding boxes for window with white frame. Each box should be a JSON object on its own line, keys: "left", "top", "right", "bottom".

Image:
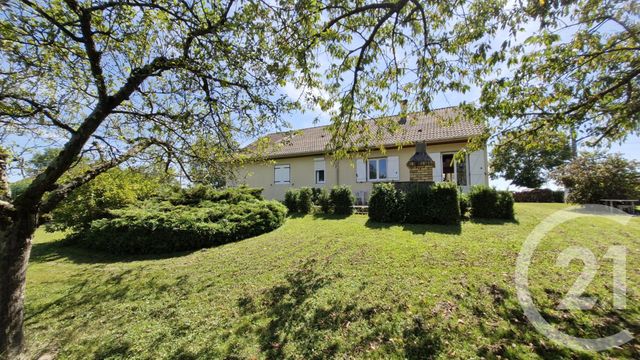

{"left": 274, "top": 164, "right": 290, "bottom": 184}
{"left": 314, "top": 158, "right": 325, "bottom": 184}
{"left": 368, "top": 158, "right": 388, "bottom": 181}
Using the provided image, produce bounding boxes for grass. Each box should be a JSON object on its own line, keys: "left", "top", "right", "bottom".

{"left": 24, "top": 203, "right": 639, "bottom": 359}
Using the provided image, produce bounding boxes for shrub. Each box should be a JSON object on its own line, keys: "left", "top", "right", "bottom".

{"left": 369, "top": 183, "right": 405, "bottom": 222}
{"left": 283, "top": 188, "right": 299, "bottom": 213}
{"left": 170, "top": 184, "right": 262, "bottom": 205}
{"left": 496, "top": 191, "right": 515, "bottom": 220}
{"left": 47, "top": 168, "right": 171, "bottom": 232}
{"left": 512, "top": 188, "right": 564, "bottom": 203}
{"left": 318, "top": 189, "right": 332, "bottom": 214}
{"left": 297, "top": 187, "right": 314, "bottom": 214}
{"left": 403, "top": 184, "right": 433, "bottom": 224}
{"left": 430, "top": 182, "right": 461, "bottom": 225}
{"left": 310, "top": 187, "right": 323, "bottom": 205}
{"left": 369, "top": 182, "right": 459, "bottom": 225}
{"left": 551, "top": 152, "right": 640, "bottom": 204}
{"left": 469, "top": 185, "right": 514, "bottom": 220}
{"left": 330, "top": 186, "right": 354, "bottom": 215}
{"left": 79, "top": 200, "right": 287, "bottom": 254}
{"left": 469, "top": 186, "right": 498, "bottom": 219}
{"left": 459, "top": 193, "right": 470, "bottom": 217}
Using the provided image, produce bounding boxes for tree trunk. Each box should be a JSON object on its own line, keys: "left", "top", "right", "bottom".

{"left": 0, "top": 211, "right": 36, "bottom": 360}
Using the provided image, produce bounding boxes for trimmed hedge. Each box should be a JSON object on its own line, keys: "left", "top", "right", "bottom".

{"left": 330, "top": 186, "right": 355, "bottom": 215}
{"left": 318, "top": 189, "right": 332, "bottom": 214}
{"left": 459, "top": 193, "right": 470, "bottom": 217}
{"left": 512, "top": 188, "right": 564, "bottom": 203}
{"left": 79, "top": 200, "right": 287, "bottom": 254}
{"left": 368, "top": 183, "right": 405, "bottom": 222}
{"left": 469, "top": 185, "right": 515, "bottom": 220}
{"left": 369, "top": 182, "right": 460, "bottom": 225}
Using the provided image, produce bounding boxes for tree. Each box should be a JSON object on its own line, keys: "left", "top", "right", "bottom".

{"left": 0, "top": 0, "right": 310, "bottom": 356}
{"left": 491, "top": 131, "right": 572, "bottom": 188}
{"left": 551, "top": 152, "right": 640, "bottom": 204}
{"left": 479, "top": 0, "right": 640, "bottom": 149}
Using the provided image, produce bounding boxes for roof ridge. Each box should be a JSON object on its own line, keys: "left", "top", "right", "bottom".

{"left": 270, "top": 106, "right": 461, "bottom": 135}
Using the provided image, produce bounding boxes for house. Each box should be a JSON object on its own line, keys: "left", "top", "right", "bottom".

{"left": 230, "top": 107, "right": 489, "bottom": 204}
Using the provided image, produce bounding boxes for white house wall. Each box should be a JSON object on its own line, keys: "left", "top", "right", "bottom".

{"left": 230, "top": 143, "right": 489, "bottom": 201}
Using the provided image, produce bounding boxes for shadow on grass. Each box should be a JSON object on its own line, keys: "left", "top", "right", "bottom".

{"left": 468, "top": 217, "right": 519, "bottom": 225}
{"left": 234, "top": 258, "right": 443, "bottom": 359}
{"left": 311, "top": 213, "right": 352, "bottom": 220}
{"left": 364, "top": 219, "right": 462, "bottom": 235}
{"left": 29, "top": 236, "right": 196, "bottom": 265}
{"left": 472, "top": 283, "right": 639, "bottom": 359}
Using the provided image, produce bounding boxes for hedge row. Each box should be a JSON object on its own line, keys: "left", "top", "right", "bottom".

{"left": 469, "top": 185, "right": 514, "bottom": 220}
{"left": 512, "top": 188, "right": 564, "bottom": 203}
{"left": 368, "top": 182, "right": 461, "bottom": 225}
{"left": 78, "top": 199, "right": 287, "bottom": 254}
{"left": 284, "top": 186, "right": 354, "bottom": 215}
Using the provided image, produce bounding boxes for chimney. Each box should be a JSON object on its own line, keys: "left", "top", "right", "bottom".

{"left": 399, "top": 99, "right": 408, "bottom": 125}
{"left": 407, "top": 141, "right": 435, "bottom": 182}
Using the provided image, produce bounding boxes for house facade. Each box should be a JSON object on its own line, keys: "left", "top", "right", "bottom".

{"left": 230, "top": 108, "right": 489, "bottom": 203}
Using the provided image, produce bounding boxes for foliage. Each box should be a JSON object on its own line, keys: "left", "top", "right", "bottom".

{"left": 9, "top": 178, "right": 32, "bottom": 200}
{"left": 79, "top": 200, "right": 286, "bottom": 254}
{"left": 317, "top": 189, "right": 332, "bottom": 214}
{"left": 490, "top": 131, "right": 572, "bottom": 188}
{"left": 369, "top": 182, "right": 459, "bottom": 225}
{"left": 551, "top": 152, "right": 640, "bottom": 204}
{"left": 513, "top": 189, "right": 565, "bottom": 203}
{"left": 47, "top": 168, "right": 172, "bottom": 232}
{"left": 459, "top": 193, "right": 470, "bottom": 217}
{"left": 310, "top": 188, "right": 324, "bottom": 206}
{"left": 469, "top": 186, "right": 515, "bottom": 220}
{"left": 284, "top": 189, "right": 299, "bottom": 214}
{"left": 25, "top": 149, "right": 61, "bottom": 178}
{"left": 297, "top": 187, "right": 314, "bottom": 214}
{"left": 368, "top": 183, "right": 405, "bottom": 223}
{"left": 480, "top": 0, "right": 640, "bottom": 151}
{"left": 330, "top": 186, "right": 354, "bottom": 215}
{"left": 169, "top": 185, "right": 262, "bottom": 206}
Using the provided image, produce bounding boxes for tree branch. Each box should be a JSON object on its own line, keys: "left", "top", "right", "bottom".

{"left": 38, "top": 139, "right": 155, "bottom": 215}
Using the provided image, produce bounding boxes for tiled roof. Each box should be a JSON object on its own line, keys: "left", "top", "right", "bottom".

{"left": 247, "top": 107, "right": 484, "bottom": 158}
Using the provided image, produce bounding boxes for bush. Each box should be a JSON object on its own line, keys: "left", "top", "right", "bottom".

{"left": 551, "top": 152, "right": 640, "bottom": 204}
{"left": 297, "top": 187, "right": 314, "bottom": 214}
{"left": 368, "top": 182, "right": 459, "bottom": 225}
{"left": 496, "top": 191, "right": 515, "bottom": 220}
{"left": 318, "top": 189, "right": 332, "bottom": 214}
{"left": 79, "top": 200, "right": 287, "bottom": 254}
{"left": 170, "top": 184, "right": 262, "bottom": 205}
{"left": 469, "top": 185, "right": 514, "bottom": 220}
{"left": 459, "top": 193, "right": 470, "bottom": 217}
{"left": 310, "top": 187, "right": 323, "bottom": 205}
{"left": 369, "top": 183, "right": 405, "bottom": 222}
{"left": 512, "top": 188, "right": 564, "bottom": 203}
{"left": 47, "top": 168, "right": 171, "bottom": 232}
{"left": 284, "top": 189, "right": 299, "bottom": 213}
{"left": 330, "top": 186, "right": 354, "bottom": 215}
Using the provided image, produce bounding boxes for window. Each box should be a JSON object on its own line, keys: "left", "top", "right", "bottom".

{"left": 368, "top": 158, "right": 388, "bottom": 181}
{"left": 274, "top": 164, "right": 290, "bottom": 184}
{"left": 314, "top": 158, "right": 325, "bottom": 184}
{"left": 441, "top": 153, "right": 468, "bottom": 186}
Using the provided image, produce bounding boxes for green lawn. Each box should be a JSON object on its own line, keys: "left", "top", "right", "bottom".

{"left": 25, "top": 203, "right": 639, "bottom": 359}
